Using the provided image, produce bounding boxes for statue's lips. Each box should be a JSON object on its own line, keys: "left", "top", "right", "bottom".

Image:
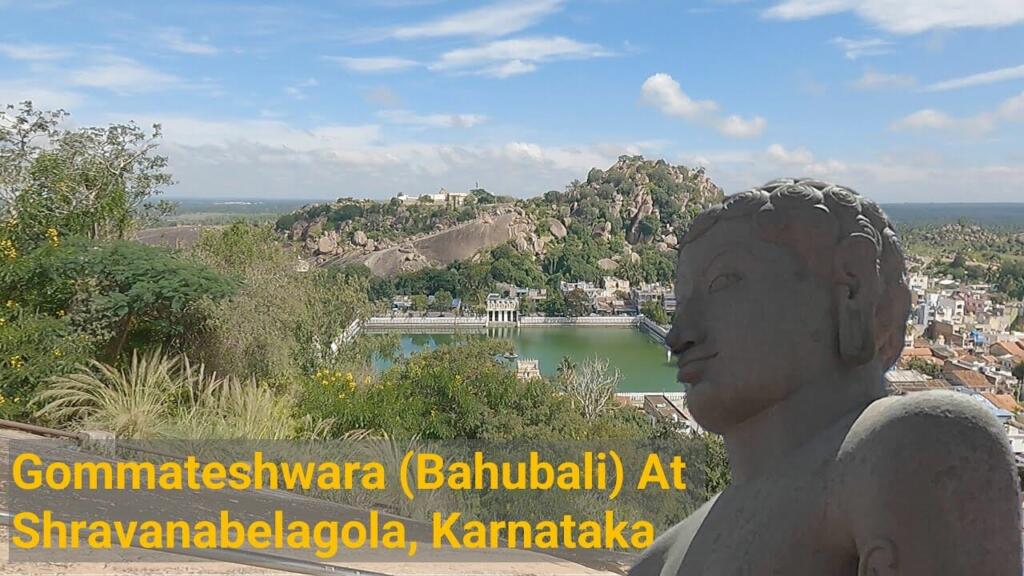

{"left": 677, "top": 352, "right": 718, "bottom": 384}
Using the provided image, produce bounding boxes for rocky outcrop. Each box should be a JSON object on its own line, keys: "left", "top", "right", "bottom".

{"left": 317, "top": 233, "right": 338, "bottom": 255}
{"left": 548, "top": 218, "right": 567, "bottom": 240}
{"left": 339, "top": 212, "right": 520, "bottom": 277}
{"left": 281, "top": 155, "right": 724, "bottom": 276}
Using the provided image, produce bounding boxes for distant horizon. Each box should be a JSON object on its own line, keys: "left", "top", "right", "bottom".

{"left": 162, "top": 194, "right": 1024, "bottom": 206}
{"left": 4, "top": 1, "right": 1022, "bottom": 202}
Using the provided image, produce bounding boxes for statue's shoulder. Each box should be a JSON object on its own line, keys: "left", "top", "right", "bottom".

{"left": 628, "top": 494, "right": 719, "bottom": 576}
{"left": 844, "top": 391, "right": 1008, "bottom": 452}
{"left": 838, "top": 390, "right": 1014, "bottom": 488}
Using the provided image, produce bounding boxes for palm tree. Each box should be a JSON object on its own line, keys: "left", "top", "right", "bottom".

{"left": 557, "top": 355, "right": 577, "bottom": 384}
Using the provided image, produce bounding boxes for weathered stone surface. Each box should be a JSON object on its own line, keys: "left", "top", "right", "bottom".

{"left": 344, "top": 213, "right": 519, "bottom": 277}
{"left": 548, "top": 218, "right": 567, "bottom": 240}
{"left": 352, "top": 230, "right": 368, "bottom": 246}
{"left": 597, "top": 258, "right": 618, "bottom": 271}
{"left": 631, "top": 178, "right": 1021, "bottom": 576}
{"left": 317, "top": 234, "right": 338, "bottom": 254}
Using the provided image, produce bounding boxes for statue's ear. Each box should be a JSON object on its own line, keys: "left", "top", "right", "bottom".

{"left": 834, "top": 235, "right": 880, "bottom": 365}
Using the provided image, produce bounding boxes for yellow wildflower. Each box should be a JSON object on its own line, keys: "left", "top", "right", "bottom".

{"left": 0, "top": 239, "right": 16, "bottom": 260}
{"left": 56, "top": 309, "right": 65, "bottom": 318}
{"left": 5, "top": 300, "right": 15, "bottom": 309}
{"left": 52, "top": 348, "right": 63, "bottom": 358}
{"left": 46, "top": 228, "right": 60, "bottom": 247}
{"left": 8, "top": 355, "right": 23, "bottom": 369}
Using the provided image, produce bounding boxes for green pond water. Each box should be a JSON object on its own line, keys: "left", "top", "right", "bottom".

{"left": 370, "top": 326, "right": 679, "bottom": 393}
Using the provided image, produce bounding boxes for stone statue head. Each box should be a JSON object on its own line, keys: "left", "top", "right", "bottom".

{"left": 667, "top": 178, "right": 911, "bottom": 432}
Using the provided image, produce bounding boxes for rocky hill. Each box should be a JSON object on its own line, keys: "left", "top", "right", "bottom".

{"left": 277, "top": 156, "right": 724, "bottom": 277}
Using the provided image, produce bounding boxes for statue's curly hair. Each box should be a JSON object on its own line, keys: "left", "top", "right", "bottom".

{"left": 681, "top": 178, "right": 911, "bottom": 370}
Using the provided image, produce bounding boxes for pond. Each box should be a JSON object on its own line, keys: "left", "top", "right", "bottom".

{"left": 369, "top": 326, "right": 680, "bottom": 393}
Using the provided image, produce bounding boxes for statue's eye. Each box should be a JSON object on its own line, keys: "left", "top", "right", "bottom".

{"left": 708, "top": 273, "right": 741, "bottom": 293}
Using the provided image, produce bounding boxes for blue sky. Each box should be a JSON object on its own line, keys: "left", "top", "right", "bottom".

{"left": 2, "top": 0, "right": 1023, "bottom": 201}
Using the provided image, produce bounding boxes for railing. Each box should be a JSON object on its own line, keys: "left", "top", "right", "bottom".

{"left": 518, "top": 315, "right": 637, "bottom": 326}
{"left": 364, "top": 316, "right": 487, "bottom": 327}
{"left": 636, "top": 315, "right": 670, "bottom": 344}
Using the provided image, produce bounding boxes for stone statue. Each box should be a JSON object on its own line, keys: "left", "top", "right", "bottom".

{"left": 632, "top": 179, "right": 1022, "bottom": 575}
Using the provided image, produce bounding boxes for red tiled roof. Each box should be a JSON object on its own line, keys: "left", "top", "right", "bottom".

{"left": 945, "top": 369, "right": 993, "bottom": 390}
{"left": 901, "top": 347, "right": 934, "bottom": 357}
{"left": 991, "top": 341, "right": 1024, "bottom": 360}
{"left": 982, "top": 392, "right": 1021, "bottom": 413}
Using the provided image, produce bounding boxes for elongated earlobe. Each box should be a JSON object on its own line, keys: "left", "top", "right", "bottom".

{"left": 834, "top": 236, "right": 880, "bottom": 365}
{"left": 837, "top": 284, "right": 877, "bottom": 365}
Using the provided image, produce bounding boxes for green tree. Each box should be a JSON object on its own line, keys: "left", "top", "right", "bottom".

{"left": 641, "top": 301, "right": 669, "bottom": 325}
{"left": 1, "top": 236, "right": 236, "bottom": 360}
{"left": 556, "top": 355, "right": 577, "bottom": 384}
{"left": 432, "top": 290, "right": 453, "bottom": 312}
{"left": 190, "top": 223, "right": 367, "bottom": 382}
{"left": 1013, "top": 362, "right": 1024, "bottom": 383}
{"left": 565, "top": 288, "right": 592, "bottom": 317}
{"left": 539, "top": 290, "right": 567, "bottom": 316}
{"left": 700, "top": 433, "right": 731, "bottom": 500}
{"left": 411, "top": 294, "right": 428, "bottom": 311}
{"left": 0, "top": 308, "right": 89, "bottom": 420}
{"left": 1, "top": 101, "right": 174, "bottom": 244}
{"left": 906, "top": 356, "right": 942, "bottom": 378}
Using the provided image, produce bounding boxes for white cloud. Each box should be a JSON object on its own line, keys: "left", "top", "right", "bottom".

{"left": 764, "top": 143, "right": 816, "bottom": 165}
{"left": 362, "top": 86, "right": 403, "bottom": 108}
{"left": 481, "top": 59, "right": 537, "bottom": 78}
{"left": 851, "top": 69, "right": 916, "bottom": 90}
{"left": 640, "top": 73, "right": 718, "bottom": 119}
{"left": 830, "top": 36, "right": 892, "bottom": 59}
{"left": 388, "top": 0, "right": 563, "bottom": 39}
{"left": 682, "top": 144, "right": 1024, "bottom": 201}
{"left": 378, "top": 110, "right": 488, "bottom": 128}
{"left": 116, "top": 114, "right": 654, "bottom": 199}
{"left": 640, "top": 73, "right": 766, "bottom": 139}
{"left": 891, "top": 91, "right": 1024, "bottom": 136}
{"left": 158, "top": 28, "right": 220, "bottom": 55}
{"left": 68, "top": 56, "right": 182, "bottom": 94}
{"left": 431, "top": 36, "right": 609, "bottom": 76}
{"left": 325, "top": 56, "right": 419, "bottom": 72}
{"left": 924, "top": 64, "right": 1024, "bottom": 92}
{"left": 0, "top": 81, "right": 83, "bottom": 109}
{"left": 285, "top": 78, "right": 319, "bottom": 100}
{"left": 765, "top": 0, "right": 1024, "bottom": 35}
{"left": 0, "top": 42, "right": 70, "bottom": 61}
{"left": 891, "top": 109, "right": 959, "bottom": 130}
{"left": 717, "top": 115, "right": 767, "bottom": 139}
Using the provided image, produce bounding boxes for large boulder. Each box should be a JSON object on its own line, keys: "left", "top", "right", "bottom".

{"left": 547, "top": 218, "right": 567, "bottom": 240}
{"left": 593, "top": 221, "right": 612, "bottom": 240}
{"left": 352, "top": 230, "right": 368, "bottom": 246}
{"left": 598, "top": 258, "right": 619, "bottom": 271}
{"left": 317, "top": 233, "right": 338, "bottom": 254}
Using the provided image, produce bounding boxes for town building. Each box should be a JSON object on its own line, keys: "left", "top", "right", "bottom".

{"left": 515, "top": 359, "right": 542, "bottom": 380}
{"left": 486, "top": 293, "right": 519, "bottom": 325}
{"left": 395, "top": 188, "right": 470, "bottom": 208}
